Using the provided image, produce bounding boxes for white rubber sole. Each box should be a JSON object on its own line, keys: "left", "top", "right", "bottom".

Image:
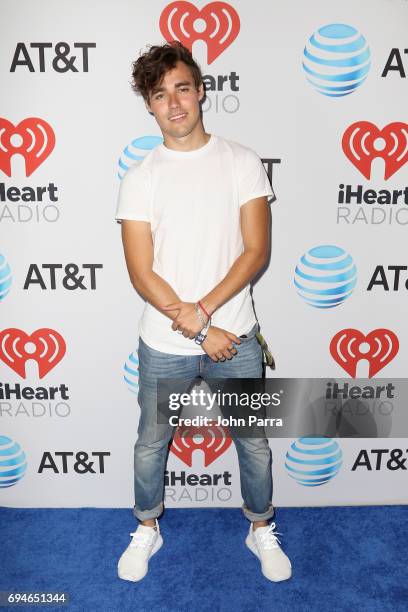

{"left": 245, "top": 535, "right": 292, "bottom": 582}
{"left": 118, "top": 534, "right": 163, "bottom": 582}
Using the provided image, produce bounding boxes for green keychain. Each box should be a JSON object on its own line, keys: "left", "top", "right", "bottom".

{"left": 256, "top": 331, "right": 276, "bottom": 370}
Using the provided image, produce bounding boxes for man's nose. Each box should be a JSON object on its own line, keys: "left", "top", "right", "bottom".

{"left": 168, "top": 92, "right": 179, "bottom": 107}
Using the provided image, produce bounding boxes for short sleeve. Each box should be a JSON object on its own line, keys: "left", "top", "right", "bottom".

{"left": 115, "top": 164, "right": 151, "bottom": 222}
{"left": 238, "top": 148, "right": 275, "bottom": 207}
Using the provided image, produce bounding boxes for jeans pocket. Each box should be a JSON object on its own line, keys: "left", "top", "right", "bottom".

{"left": 238, "top": 323, "right": 259, "bottom": 342}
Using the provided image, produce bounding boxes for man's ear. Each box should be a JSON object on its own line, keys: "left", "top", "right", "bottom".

{"left": 198, "top": 82, "right": 205, "bottom": 102}
{"left": 144, "top": 98, "right": 154, "bottom": 116}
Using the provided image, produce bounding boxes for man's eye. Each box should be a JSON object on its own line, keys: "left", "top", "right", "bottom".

{"left": 179, "top": 87, "right": 189, "bottom": 92}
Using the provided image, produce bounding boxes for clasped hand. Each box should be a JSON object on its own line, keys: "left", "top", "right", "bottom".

{"left": 162, "top": 301, "right": 203, "bottom": 338}
{"left": 162, "top": 301, "right": 241, "bottom": 362}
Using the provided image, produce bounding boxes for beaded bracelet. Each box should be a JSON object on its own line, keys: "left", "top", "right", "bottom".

{"left": 194, "top": 302, "right": 208, "bottom": 328}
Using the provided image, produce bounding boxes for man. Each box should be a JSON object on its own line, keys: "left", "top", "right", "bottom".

{"left": 115, "top": 41, "right": 292, "bottom": 583}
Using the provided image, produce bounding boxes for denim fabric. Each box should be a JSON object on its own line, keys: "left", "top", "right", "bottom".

{"left": 133, "top": 323, "right": 274, "bottom": 522}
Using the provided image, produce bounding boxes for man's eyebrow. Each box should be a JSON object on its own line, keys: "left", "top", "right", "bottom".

{"left": 151, "top": 85, "right": 165, "bottom": 95}
{"left": 151, "top": 80, "right": 193, "bottom": 94}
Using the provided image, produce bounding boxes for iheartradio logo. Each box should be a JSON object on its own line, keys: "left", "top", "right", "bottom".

{"left": 342, "top": 121, "right": 408, "bottom": 181}
{"left": 160, "top": 1, "right": 240, "bottom": 64}
{"left": 0, "top": 328, "right": 66, "bottom": 379}
{"left": 0, "top": 117, "right": 55, "bottom": 177}
{"left": 330, "top": 328, "right": 399, "bottom": 378}
{"left": 169, "top": 422, "right": 232, "bottom": 466}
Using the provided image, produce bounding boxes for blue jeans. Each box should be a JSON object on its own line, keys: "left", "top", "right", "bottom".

{"left": 134, "top": 323, "right": 274, "bottom": 523}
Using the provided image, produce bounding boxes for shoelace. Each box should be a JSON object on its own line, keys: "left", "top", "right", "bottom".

{"left": 129, "top": 530, "right": 156, "bottom": 549}
{"left": 257, "top": 522, "right": 283, "bottom": 550}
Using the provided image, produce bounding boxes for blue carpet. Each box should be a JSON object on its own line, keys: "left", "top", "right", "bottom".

{"left": 1, "top": 506, "right": 407, "bottom": 612}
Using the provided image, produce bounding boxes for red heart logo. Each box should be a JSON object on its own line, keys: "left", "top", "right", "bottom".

{"left": 0, "top": 328, "right": 66, "bottom": 379}
{"left": 169, "top": 422, "right": 232, "bottom": 466}
{"left": 160, "top": 1, "right": 240, "bottom": 64}
{"left": 342, "top": 121, "right": 408, "bottom": 180}
{"left": 0, "top": 117, "right": 55, "bottom": 177}
{"left": 330, "top": 328, "right": 399, "bottom": 378}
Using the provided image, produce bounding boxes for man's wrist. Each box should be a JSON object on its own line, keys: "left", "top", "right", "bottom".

{"left": 198, "top": 298, "right": 217, "bottom": 318}
{"left": 194, "top": 317, "right": 211, "bottom": 345}
{"left": 194, "top": 302, "right": 208, "bottom": 329}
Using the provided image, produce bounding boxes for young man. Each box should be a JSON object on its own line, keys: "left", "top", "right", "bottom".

{"left": 115, "top": 41, "right": 291, "bottom": 583}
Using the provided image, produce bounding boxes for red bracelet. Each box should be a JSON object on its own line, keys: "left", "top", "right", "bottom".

{"left": 198, "top": 300, "right": 210, "bottom": 319}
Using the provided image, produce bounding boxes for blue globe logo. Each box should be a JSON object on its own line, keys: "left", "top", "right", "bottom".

{"left": 123, "top": 349, "right": 139, "bottom": 394}
{"left": 294, "top": 245, "right": 357, "bottom": 309}
{"left": 303, "top": 23, "right": 371, "bottom": 97}
{"left": 0, "top": 435, "right": 27, "bottom": 488}
{"left": 118, "top": 135, "right": 163, "bottom": 179}
{"left": 0, "top": 254, "right": 12, "bottom": 301}
{"left": 285, "top": 437, "right": 343, "bottom": 486}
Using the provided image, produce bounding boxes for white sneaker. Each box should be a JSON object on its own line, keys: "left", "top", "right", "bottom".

{"left": 117, "top": 520, "right": 163, "bottom": 582}
{"left": 246, "top": 522, "right": 292, "bottom": 582}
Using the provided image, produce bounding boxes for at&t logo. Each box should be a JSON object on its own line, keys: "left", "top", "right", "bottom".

{"left": 367, "top": 265, "right": 408, "bottom": 291}
{"left": 38, "top": 451, "right": 110, "bottom": 474}
{"left": 118, "top": 136, "right": 163, "bottom": 180}
{"left": 294, "top": 245, "right": 357, "bottom": 308}
{"left": 0, "top": 254, "right": 12, "bottom": 301}
{"left": 23, "top": 264, "right": 102, "bottom": 290}
{"left": 123, "top": 349, "right": 139, "bottom": 394}
{"left": 0, "top": 435, "right": 27, "bottom": 488}
{"left": 10, "top": 42, "right": 96, "bottom": 72}
{"left": 303, "top": 23, "right": 370, "bottom": 97}
{"left": 285, "top": 437, "right": 343, "bottom": 486}
{"left": 352, "top": 448, "right": 408, "bottom": 471}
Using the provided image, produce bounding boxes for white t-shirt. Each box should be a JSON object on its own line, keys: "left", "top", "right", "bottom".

{"left": 115, "top": 134, "right": 274, "bottom": 355}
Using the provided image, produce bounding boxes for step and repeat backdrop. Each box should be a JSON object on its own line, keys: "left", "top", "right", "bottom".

{"left": 1, "top": 0, "right": 407, "bottom": 509}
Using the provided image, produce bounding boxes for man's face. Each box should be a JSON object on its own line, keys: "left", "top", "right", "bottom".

{"left": 146, "top": 61, "right": 204, "bottom": 141}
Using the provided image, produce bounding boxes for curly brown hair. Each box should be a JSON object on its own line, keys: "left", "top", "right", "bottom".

{"left": 131, "top": 41, "right": 204, "bottom": 103}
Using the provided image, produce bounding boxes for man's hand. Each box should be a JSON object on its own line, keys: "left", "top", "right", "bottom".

{"left": 162, "top": 301, "right": 204, "bottom": 338}
{"left": 202, "top": 326, "right": 241, "bottom": 362}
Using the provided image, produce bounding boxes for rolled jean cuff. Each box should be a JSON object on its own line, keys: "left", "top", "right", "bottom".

{"left": 242, "top": 503, "right": 275, "bottom": 522}
{"left": 133, "top": 501, "right": 164, "bottom": 521}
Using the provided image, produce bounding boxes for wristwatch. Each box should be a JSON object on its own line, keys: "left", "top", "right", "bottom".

{"left": 194, "top": 318, "right": 211, "bottom": 345}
